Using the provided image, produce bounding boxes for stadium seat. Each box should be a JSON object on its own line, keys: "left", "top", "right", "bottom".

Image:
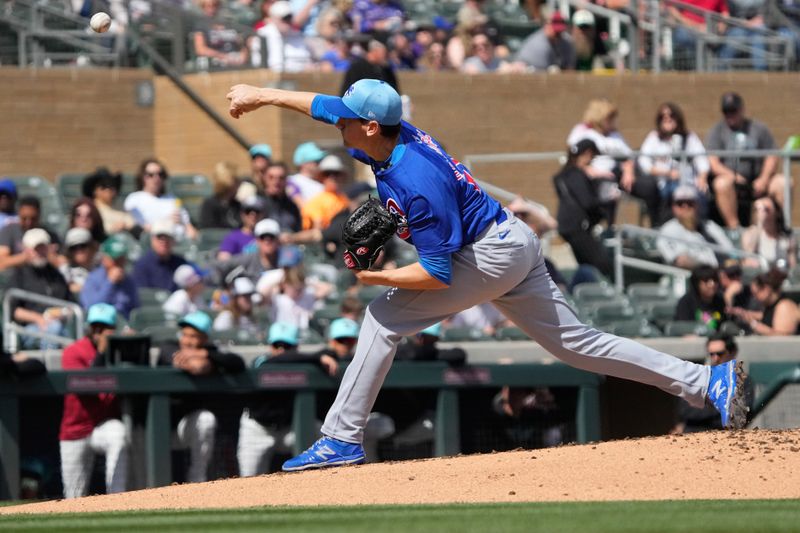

{"left": 626, "top": 283, "right": 671, "bottom": 306}
{"left": 196, "top": 228, "right": 229, "bottom": 253}
{"left": 144, "top": 325, "right": 180, "bottom": 344}
{"left": 212, "top": 328, "right": 261, "bottom": 346}
{"left": 8, "top": 175, "right": 64, "bottom": 232}
{"left": 441, "top": 327, "right": 492, "bottom": 342}
{"left": 572, "top": 283, "right": 619, "bottom": 304}
{"left": 55, "top": 173, "right": 86, "bottom": 211}
{"left": 130, "top": 306, "right": 179, "bottom": 331}
{"left": 166, "top": 174, "right": 212, "bottom": 224}
{"left": 663, "top": 321, "right": 709, "bottom": 337}
{"left": 589, "top": 301, "right": 636, "bottom": 325}
{"left": 606, "top": 319, "right": 663, "bottom": 338}
{"left": 299, "top": 328, "right": 325, "bottom": 344}
{"left": 495, "top": 326, "right": 529, "bottom": 341}
{"left": 357, "top": 285, "right": 387, "bottom": 304}
{"left": 138, "top": 288, "right": 171, "bottom": 307}
{"left": 639, "top": 300, "right": 679, "bottom": 327}
{"left": 310, "top": 304, "right": 342, "bottom": 336}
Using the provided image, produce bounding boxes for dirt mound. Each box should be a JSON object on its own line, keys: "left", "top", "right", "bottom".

{"left": 4, "top": 429, "right": 799, "bottom": 515}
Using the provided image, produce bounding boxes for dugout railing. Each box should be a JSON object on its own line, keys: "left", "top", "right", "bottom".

{"left": 0, "top": 362, "right": 602, "bottom": 500}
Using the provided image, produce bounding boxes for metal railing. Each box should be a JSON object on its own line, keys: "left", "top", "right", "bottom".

{"left": 2, "top": 288, "right": 84, "bottom": 353}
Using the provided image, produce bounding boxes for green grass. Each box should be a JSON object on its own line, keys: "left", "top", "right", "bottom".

{"left": 1, "top": 500, "right": 800, "bottom": 532}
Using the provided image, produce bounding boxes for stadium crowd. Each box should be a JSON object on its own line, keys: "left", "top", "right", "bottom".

{"left": 1, "top": 85, "right": 796, "bottom": 498}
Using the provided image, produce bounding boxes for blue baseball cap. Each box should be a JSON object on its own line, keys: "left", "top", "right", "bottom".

{"left": 249, "top": 143, "right": 273, "bottom": 159}
{"left": 87, "top": 303, "right": 117, "bottom": 328}
{"left": 329, "top": 318, "right": 360, "bottom": 340}
{"left": 419, "top": 322, "right": 442, "bottom": 338}
{"left": 268, "top": 322, "right": 299, "bottom": 346}
{"left": 179, "top": 311, "right": 212, "bottom": 335}
{"left": 322, "top": 79, "right": 402, "bottom": 126}
{"left": 293, "top": 142, "right": 326, "bottom": 166}
{"left": 278, "top": 245, "right": 303, "bottom": 268}
{"left": 0, "top": 179, "right": 17, "bottom": 197}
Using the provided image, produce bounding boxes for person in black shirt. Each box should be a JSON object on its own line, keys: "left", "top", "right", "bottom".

{"left": 157, "top": 311, "right": 244, "bottom": 482}
{"left": 674, "top": 265, "right": 727, "bottom": 330}
{"left": 257, "top": 162, "right": 302, "bottom": 233}
{"left": 552, "top": 139, "right": 612, "bottom": 277}
{"left": 340, "top": 39, "right": 399, "bottom": 96}
{"left": 199, "top": 162, "right": 242, "bottom": 229}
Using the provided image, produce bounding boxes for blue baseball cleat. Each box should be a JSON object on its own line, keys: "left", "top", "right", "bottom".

{"left": 282, "top": 437, "right": 366, "bottom": 472}
{"left": 707, "top": 360, "right": 748, "bottom": 429}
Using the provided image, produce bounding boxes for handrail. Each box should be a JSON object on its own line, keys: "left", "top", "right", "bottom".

{"left": 2, "top": 288, "right": 84, "bottom": 353}
{"left": 748, "top": 365, "right": 800, "bottom": 421}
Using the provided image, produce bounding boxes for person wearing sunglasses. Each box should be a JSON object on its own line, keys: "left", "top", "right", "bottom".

{"left": 657, "top": 185, "right": 734, "bottom": 269}
{"left": 59, "top": 227, "right": 99, "bottom": 296}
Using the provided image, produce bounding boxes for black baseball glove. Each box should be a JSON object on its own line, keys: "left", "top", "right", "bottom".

{"left": 342, "top": 197, "right": 397, "bottom": 270}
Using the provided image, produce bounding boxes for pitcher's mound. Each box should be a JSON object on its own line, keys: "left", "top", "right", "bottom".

{"left": 4, "top": 428, "right": 800, "bottom": 515}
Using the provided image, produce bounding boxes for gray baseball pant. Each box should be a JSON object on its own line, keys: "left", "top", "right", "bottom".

{"left": 321, "top": 210, "right": 711, "bottom": 444}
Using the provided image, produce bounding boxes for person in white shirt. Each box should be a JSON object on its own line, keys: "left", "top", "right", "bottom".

{"left": 163, "top": 264, "right": 206, "bottom": 316}
{"left": 286, "top": 142, "right": 326, "bottom": 207}
{"left": 251, "top": 0, "right": 314, "bottom": 71}
{"left": 124, "top": 159, "right": 198, "bottom": 240}
{"left": 567, "top": 98, "right": 660, "bottom": 226}
{"left": 447, "top": 302, "right": 511, "bottom": 337}
{"left": 212, "top": 276, "right": 262, "bottom": 338}
{"left": 638, "top": 102, "right": 710, "bottom": 226}
{"left": 657, "top": 185, "right": 734, "bottom": 269}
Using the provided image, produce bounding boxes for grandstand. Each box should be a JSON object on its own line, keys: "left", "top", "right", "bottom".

{"left": 1, "top": 0, "right": 800, "bottom": 502}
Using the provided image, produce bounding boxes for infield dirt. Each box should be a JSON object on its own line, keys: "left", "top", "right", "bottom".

{"left": 3, "top": 428, "right": 799, "bottom": 514}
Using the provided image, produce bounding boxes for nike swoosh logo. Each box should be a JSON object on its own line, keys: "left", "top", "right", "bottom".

{"left": 498, "top": 229, "right": 510, "bottom": 240}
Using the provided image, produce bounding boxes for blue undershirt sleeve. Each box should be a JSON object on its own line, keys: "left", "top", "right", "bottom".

{"left": 418, "top": 253, "right": 452, "bottom": 286}
{"left": 310, "top": 95, "right": 340, "bottom": 125}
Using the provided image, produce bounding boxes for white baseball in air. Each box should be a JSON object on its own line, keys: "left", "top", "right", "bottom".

{"left": 90, "top": 12, "right": 112, "bottom": 33}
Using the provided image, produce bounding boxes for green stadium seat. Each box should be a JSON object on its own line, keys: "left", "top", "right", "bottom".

{"left": 144, "top": 325, "right": 180, "bottom": 344}
{"left": 196, "top": 228, "right": 230, "bottom": 253}
{"left": 606, "top": 319, "right": 663, "bottom": 338}
{"left": 626, "top": 283, "right": 671, "bottom": 305}
{"left": 212, "top": 328, "right": 261, "bottom": 346}
{"left": 167, "top": 174, "right": 212, "bottom": 224}
{"left": 8, "top": 175, "right": 64, "bottom": 231}
{"left": 130, "top": 306, "right": 179, "bottom": 331}
{"left": 441, "top": 326, "right": 492, "bottom": 342}
{"left": 300, "top": 327, "right": 325, "bottom": 344}
{"left": 663, "top": 321, "right": 709, "bottom": 337}
{"left": 139, "top": 288, "right": 171, "bottom": 307}
{"left": 590, "top": 302, "right": 636, "bottom": 325}
{"left": 357, "top": 285, "right": 387, "bottom": 305}
{"left": 56, "top": 173, "right": 86, "bottom": 212}
{"left": 310, "top": 304, "right": 342, "bottom": 336}
{"left": 572, "top": 282, "right": 619, "bottom": 304}
{"left": 639, "top": 300, "right": 678, "bottom": 327}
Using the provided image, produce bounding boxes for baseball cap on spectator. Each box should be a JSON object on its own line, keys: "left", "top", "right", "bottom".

{"left": 319, "top": 155, "right": 345, "bottom": 174}
{"left": 672, "top": 185, "right": 699, "bottom": 203}
{"left": 329, "top": 318, "right": 360, "bottom": 340}
{"left": 22, "top": 228, "right": 51, "bottom": 249}
{"left": 101, "top": 235, "right": 129, "bottom": 259}
{"left": 232, "top": 276, "right": 256, "bottom": 296}
{"left": 255, "top": 218, "right": 280, "bottom": 238}
{"left": 570, "top": 139, "right": 599, "bottom": 157}
{"left": 179, "top": 311, "right": 212, "bottom": 335}
{"left": 174, "top": 264, "right": 203, "bottom": 289}
{"left": 241, "top": 195, "right": 265, "bottom": 212}
{"left": 268, "top": 321, "right": 299, "bottom": 346}
{"left": 344, "top": 182, "right": 373, "bottom": 200}
{"left": 721, "top": 92, "right": 744, "bottom": 114}
{"left": 722, "top": 261, "right": 743, "bottom": 279}
{"left": 249, "top": 143, "right": 273, "bottom": 160}
{"left": 151, "top": 219, "right": 177, "bottom": 239}
{"left": 419, "top": 322, "right": 442, "bottom": 338}
{"left": 65, "top": 227, "right": 92, "bottom": 249}
{"left": 236, "top": 181, "right": 258, "bottom": 203}
{"left": 278, "top": 245, "right": 303, "bottom": 268}
{"left": 321, "top": 79, "right": 402, "bottom": 127}
{"left": 82, "top": 168, "right": 121, "bottom": 198}
{"left": 549, "top": 11, "right": 568, "bottom": 32}
{"left": 87, "top": 303, "right": 117, "bottom": 328}
{"left": 269, "top": 0, "right": 292, "bottom": 20}
{"left": 0, "top": 179, "right": 17, "bottom": 197}
{"left": 293, "top": 142, "right": 326, "bottom": 166}
{"left": 573, "top": 9, "right": 595, "bottom": 27}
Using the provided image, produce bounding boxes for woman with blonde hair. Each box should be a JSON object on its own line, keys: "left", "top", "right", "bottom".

{"left": 199, "top": 161, "right": 242, "bottom": 229}
{"left": 567, "top": 98, "right": 661, "bottom": 226}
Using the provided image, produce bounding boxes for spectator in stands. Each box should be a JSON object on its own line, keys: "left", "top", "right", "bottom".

{"left": 12, "top": 229, "right": 72, "bottom": 349}
{"left": 267, "top": 265, "right": 331, "bottom": 331}
{"left": 213, "top": 276, "right": 262, "bottom": 338}
{"left": 59, "top": 228, "right": 98, "bottom": 297}
{"left": 514, "top": 9, "right": 576, "bottom": 71}
{"left": 248, "top": 143, "right": 272, "bottom": 188}
{"left": 211, "top": 218, "right": 281, "bottom": 285}
{"left": 192, "top": 0, "right": 250, "bottom": 69}
{"left": 572, "top": 9, "right": 607, "bottom": 71}
{"left": 766, "top": 0, "right": 800, "bottom": 62}
{"left": 217, "top": 196, "right": 264, "bottom": 261}
{"left": 567, "top": 98, "right": 661, "bottom": 226}
{"left": 238, "top": 321, "right": 338, "bottom": 476}
{"left": 59, "top": 303, "right": 128, "bottom": 499}
{"left": 492, "top": 380, "right": 571, "bottom": 448}
{"left": 730, "top": 267, "right": 800, "bottom": 335}
{"left": 672, "top": 333, "right": 750, "bottom": 433}
{"left": 349, "top": 0, "right": 404, "bottom": 35}
{"left": 157, "top": 311, "right": 245, "bottom": 482}
{"left": 719, "top": 0, "right": 769, "bottom": 70}
{"left": 462, "top": 32, "right": 519, "bottom": 73}
{"left": 252, "top": 0, "right": 314, "bottom": 71}
{"left": 0, "top": 196, "right": 61, "bottom": 271}
{"left": 339, "top": 294, "right": 365, "bottom": 322}
{"left": 395, "top": 322, "right": 466, "bottom": 365}
{"left": 388, "top": 31, "right": 419, "bottom": 71}
{"left": 506, "top": 195, "right": 557, "bottom": 239}
{"left": 446, "top": 302, "right": 510, "bottom": 337}
{"left": 706, "top": 92, "right": 786, "bottom": 230}
{"left": 69, "top": 198, "right": 107, "bottom": 244}
{"left": 287, "top": 142, "right": 327, "bottom": 207}
{"left": 82, "top": 168, "right": 139, "bottom": 237}
{"left": 301, "top": 154, "right": 350, "bottom": 230}
{"left": 668, "top": 0, "right": 729, "bottom": 69}
{"left": 132, "top": 219, "right": 189, "bottom": 292}
{"left": 418, "top": 41, "right": 451, "bottom": 71}
{"left": 340, "top": 40, "right": 400, "bottom": 96}
{"left": 0, "top": 179, "right": 18, "bottom": 228}
{"left": 318, "top": 33, "right": 353, "bottom": 72}
{"left": 125, "top": 158, "right": 198, "bottom": 240}
{"left": 163, "top": 264, "right": 206, "bottom": 316}
{"left": 657, "top": 185, "right": 734, "bottom": 269}
{"left": 552, "top": 139, "right": 613, "bottom": 277}
{"left": 741, "top": 196, "right": 796, "bottom": 269}
{"left": 638, "top": 102, "right": 711, "bottom": 226}
{"left": 674, "top": 265, "right": 727, "bottom": 330}
{"left": 253, "top": 0, "right": 276, "bottom": 31}
{"left": 199, "top": 162, "right": 241, "bottom": 230}
{"left": 81, "top": 235, "right": 140, "bottom": 320}
{"left": 258, "top": 161, "right": 302, "bottom": 233}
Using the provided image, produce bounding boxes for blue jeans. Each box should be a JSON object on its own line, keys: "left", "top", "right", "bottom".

{"left": 719, "top": 25, "right": 767, "bottom": 71}
{"left": 22, "top": 321, "right": 68, "bottom": 350}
